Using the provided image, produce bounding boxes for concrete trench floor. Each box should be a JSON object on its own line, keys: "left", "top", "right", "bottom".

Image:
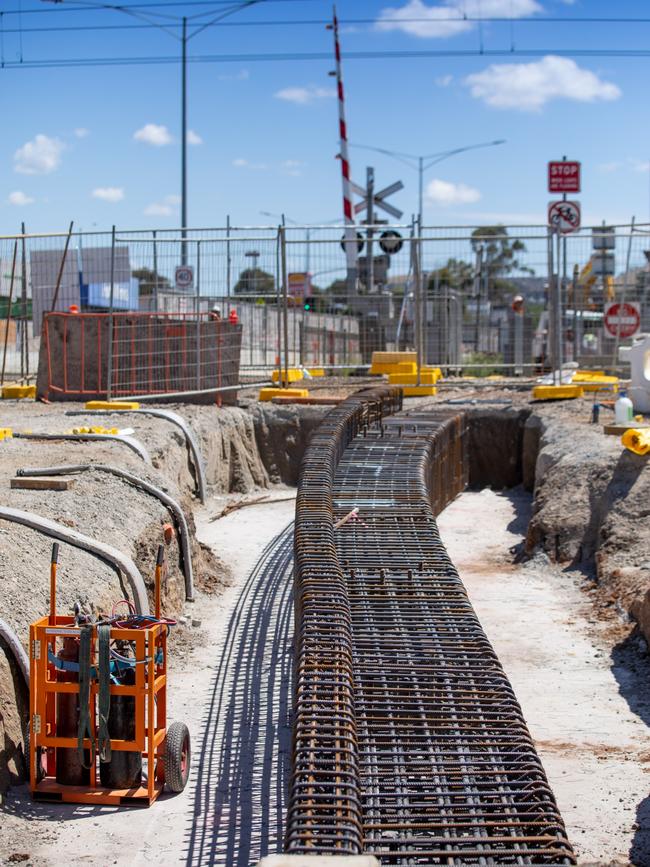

{"left": 1, "top": 486, "right": 648, "bottom": 866}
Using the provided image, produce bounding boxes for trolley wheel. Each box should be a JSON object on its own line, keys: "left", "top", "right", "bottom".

{"left": 164, "top": 721, "right": 191, "bottom": 793}
{"left": 24, "top": 720, "right": 45, "bottom": 783}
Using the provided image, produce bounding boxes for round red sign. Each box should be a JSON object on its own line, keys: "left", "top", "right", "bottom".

{"left": 603, "top": 302, "right": 640, "bottom": 338}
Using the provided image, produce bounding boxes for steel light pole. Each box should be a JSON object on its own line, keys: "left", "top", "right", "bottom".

{"left": 42, "top": 0, "right": 259, "bottom": 264}
{"left": 350, "top": 139, "right": 506, "bottom": 226}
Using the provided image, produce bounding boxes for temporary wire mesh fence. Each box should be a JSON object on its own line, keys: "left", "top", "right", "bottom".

{"left": 1, "top": 221, "right": 648, "bottom": 395}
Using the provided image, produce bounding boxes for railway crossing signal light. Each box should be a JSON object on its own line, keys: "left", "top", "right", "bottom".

{"left": 303, "top": 297, "right": 315, "bottom": 311}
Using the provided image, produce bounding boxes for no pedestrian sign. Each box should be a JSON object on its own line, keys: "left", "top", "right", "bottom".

{"left": 548, "top": 161, "right": 580, "bottom": 194}
{"left": 603, "top": 301, "right": 641, "bottom": 339}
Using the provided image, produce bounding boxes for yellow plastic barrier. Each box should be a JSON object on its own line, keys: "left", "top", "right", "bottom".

{"left": 621, "top": 428, "right": 650, "bottom": 456}
{"left": 2, "top": 384, "right": 36, "bottom": 400}
{"left": 85, "top": 400, "right": 140, "bottom": 411}
{"left": 271, "top": 368, "right": 304, "bottom": 384}
{"left": 572, "top": 372, "right": 619, "bottom": 393}
{"left": 532, "top": 385, "right": 584, "bottom": 400}
{"left": 259, "top": 387, "right": 309, "bottom": 402}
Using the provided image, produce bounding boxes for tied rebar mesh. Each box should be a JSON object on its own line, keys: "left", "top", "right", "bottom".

{"left": 288, "top": 388, "right": 576, "bottom": 865}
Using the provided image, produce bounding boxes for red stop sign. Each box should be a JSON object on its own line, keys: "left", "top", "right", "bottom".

{"left": 603, "top": 301, "right": 641, "bottom": 338}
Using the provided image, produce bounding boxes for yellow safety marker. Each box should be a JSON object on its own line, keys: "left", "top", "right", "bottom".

{"left": 572, "top": 373, "right": 619, "bottom": 393}
{"left": 259, "top": 387, "right": 309, "bottom": 402}
{"left": 0, "top": 428, "right": 13, "bottom": 441}
{"left": 69, "top": 426, "right": 120, "bottom": 436}
{"left": 2, "top": 384, "right": 36, "bottom": 400}
{"left": 271, "top": 369, "right": 304, "bottom": 384}
{"left": 307, "top": 368, "right": 326, "bottom": 377}
{"left": 532, "top": 384, "right": 584, "bottom": 400}
{"left": 621, "top": 428, "right": 650, "bottom": 456}
{"left": 85, "top": 400, "right": 140, "bottom": 410}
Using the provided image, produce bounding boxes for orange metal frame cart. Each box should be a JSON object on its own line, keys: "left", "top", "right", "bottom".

{"left": 28, "top": 544, "right": 183, "bottom": 807}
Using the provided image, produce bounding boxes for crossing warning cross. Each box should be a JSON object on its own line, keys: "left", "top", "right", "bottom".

{"left": 352, "top": 177, "right": 404, "bottom": 220}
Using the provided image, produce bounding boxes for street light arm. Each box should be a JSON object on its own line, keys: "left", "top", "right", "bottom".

{"left": 421, "top": 139, "right": 506, "bottom": 170}
{"left": 350, "top": 141, "right": 419, "bottom": 169}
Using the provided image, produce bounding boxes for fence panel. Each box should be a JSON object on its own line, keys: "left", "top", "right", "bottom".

{"left": 3, "top": 221, "right": 650, "bottom": 394}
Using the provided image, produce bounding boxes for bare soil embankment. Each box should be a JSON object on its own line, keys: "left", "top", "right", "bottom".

{"left": 0, "top": 400, "right": 270, "bottom": 795}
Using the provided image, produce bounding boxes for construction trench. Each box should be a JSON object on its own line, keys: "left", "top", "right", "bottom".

{"left": 0, "top": 383, "right": 649, "bottom": 865}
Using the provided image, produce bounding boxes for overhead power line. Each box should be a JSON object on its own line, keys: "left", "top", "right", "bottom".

{"left": 4, "top": 47, "right": 650, "bottom": 70}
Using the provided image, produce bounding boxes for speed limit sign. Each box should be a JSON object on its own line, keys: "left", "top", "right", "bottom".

{"left": 175, "top": 265, "right": 194, "bottom": 291}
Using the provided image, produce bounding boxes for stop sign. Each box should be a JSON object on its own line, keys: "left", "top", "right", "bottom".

{"left": 603, "top": 301, "right": 641, "bottom": 339}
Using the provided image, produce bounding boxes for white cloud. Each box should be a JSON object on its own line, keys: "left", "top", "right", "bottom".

{"left": 435, "top": 74, "right": 453, "bottom": 87}
{"left": 464, "top": 55, "right": 621, "bottom": 111}
{"left": 274, "top": 86, "right": 336, "bottom": 105}
{"left": 217, "top": 68, "right": 249, "bottom": 81}
{"left": 598, "top": 161, "right": 622, "bottom": 173}
{"left": 426, "top": 178, "right": 481, "bottom": 206}
{"left": 14, "top": 134, "right": 65, "bottom": 175}
{"left": 232, "top": 157, "right": 267, "bottom": 170}
{"left": 144, "top": 194, "right": 180, "bottom": 217}
{"left": 8, "top": 191, "right": 34, "bottom": 206}
{"left": 630, "top": 159, "right": 650, "bottom": 173}
{"left": 133, "top": 123, "right": 173, "bottom": 146}
{"left": 187, "top": 130, "right": 203, "bottom": 146}
{"left": 376, "top": 0, "right": 541, "bottom": 39}
{"left": 282, "top": 159, "right": 305, "bottom": 176}
{"left": 74, "top": 127, "right": 90, "bottom": 138}
{"left": 92, "top": 186, "right": 124, "bottom": 203}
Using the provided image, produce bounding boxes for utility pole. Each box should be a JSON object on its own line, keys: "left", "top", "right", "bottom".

{"left": 181, "top": 17, "right": 188, "bottom": 265}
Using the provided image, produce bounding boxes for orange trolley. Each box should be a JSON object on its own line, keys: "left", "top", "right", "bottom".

{"left": 28, "top": 543, "right": 190, "bottom": 806}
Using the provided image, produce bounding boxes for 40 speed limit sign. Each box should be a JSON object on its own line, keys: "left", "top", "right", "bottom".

{"left": 175, "top": 265, "right": 194, "bottom": 291}
{"left": 548, "top": 200, "right": 581, "bottom": 234}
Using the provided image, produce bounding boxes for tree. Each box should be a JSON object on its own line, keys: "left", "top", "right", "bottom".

{"left": 428, "top": 258, "right": 474, "bottom": 293}
{"left": 470, "top": 225, "right": 534, "bottom": 303}
{"left": 132, "top": 267, "right": 172, "bottom": 296}
{"left": 233, "top": 267, "right": 275, "bottom": 295}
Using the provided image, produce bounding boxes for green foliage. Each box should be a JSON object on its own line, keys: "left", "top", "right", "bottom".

{"left": 462, "top": 351, "right": 504, "bottom": 377}
{"left": 428, "top": 258, "right": 474, "bottom": 292}
{"left": 234, "top": 267, "right": 275, "bottom": 295}
{"left": 132, "top": 267, "right": 172, "bottom": 297}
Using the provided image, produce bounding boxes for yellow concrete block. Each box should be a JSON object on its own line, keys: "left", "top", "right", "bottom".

{"left": 271, "top": 368, "right": 304, "bottom": 384}
{"left": 421, "top": 366, "right": 443, "bottom": 382}
{"left": 2, "top": 384, "right": 36, "bottom": 400}
{"left": 85, "top": 400, "right": 140, "bottom": 411}
{"left": 621, "top": 428, "right": 650, "bottom": 456}
{"left": 307, "top": 368, "right": 326, "bottom": 377}
{"left": 533, "top": 384, "right": 584, "bottom": 400}
{"left": 370, "top": 351, "right": 417, "bottom": 375}
{"left": 402, "top": 385, "right": 438, "bottom": 397}
{"left": 259, "top": 387, "right": 309, "bottom": 402}
{"left": 393, "top": 362, "right": 418, "bottom": 375}
{"left": 388, "top": 371, "right": 440, "bottom": 386}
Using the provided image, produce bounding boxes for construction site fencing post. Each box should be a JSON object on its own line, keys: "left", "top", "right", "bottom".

{"left": 280, "top": 224, "right": 290, "bottom": 386}
{"left": 20, "top": 223, "right": 28, "bottom": 383}
{"left": 106, "top": 225, "right": 116, "bottom": 401}
{"left": 413, "top": 227, "right": 422, "bottom": 385}
{"left": 1, "top": 241, "right": 18, "bottom": 386}
{"left": 613, "top": 216, "right": 635, "bottom": 366}
{"left": 152, "top": 230, "right": 159, "bottom": 311}
{"left": 195, "top": 240, "right": 202, "bottom": 392}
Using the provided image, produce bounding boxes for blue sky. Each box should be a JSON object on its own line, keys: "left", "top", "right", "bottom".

{"left": 2, "top": 0, "right": 650, "bottom": 233}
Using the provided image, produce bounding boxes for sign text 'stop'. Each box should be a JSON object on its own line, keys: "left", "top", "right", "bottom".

{"left": 548, "top": 161, "right": 581, "bottom": 194}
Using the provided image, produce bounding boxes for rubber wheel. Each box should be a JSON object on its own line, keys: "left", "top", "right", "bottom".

{"left": 165, "top": 721, "right": 191, "bottom": 793}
